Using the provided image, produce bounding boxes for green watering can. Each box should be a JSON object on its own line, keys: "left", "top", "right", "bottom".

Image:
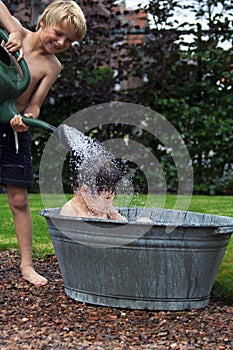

{"left": 0, "top": 29, "right": 55, "bottom": 133}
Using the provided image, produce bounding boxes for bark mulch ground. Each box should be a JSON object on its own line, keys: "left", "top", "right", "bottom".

{"left": 0, "top": 250, "right": 232, "bottom": 350}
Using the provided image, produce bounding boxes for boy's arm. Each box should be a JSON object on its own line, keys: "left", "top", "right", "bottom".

{"left": 10, "top": 63, "right": 61, "bottom": 132}
{"left": 60, "top": 202, "right": 75, "bottom": 217}
{"left": 0, "top": 1, "right": 24, "bottom": 59}
{"left": 107, "top": 205, "right": 127, "bottom": 221}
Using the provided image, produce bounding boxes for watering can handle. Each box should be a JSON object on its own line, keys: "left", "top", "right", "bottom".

{"left": 21, "top": 115, "right": 56, "bottom": 134}
{"left": 0, "top": 29, "right": 30, "bottom": 92}
{"left": 0, "top": 96, "right": 56, "bottom": 134}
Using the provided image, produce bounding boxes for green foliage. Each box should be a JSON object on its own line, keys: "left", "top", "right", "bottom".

{"left": 135, "top": 0, "right": 233, "bottom": 194}
{"left": 5, "top": 0, "right": 233, "bottom": 195}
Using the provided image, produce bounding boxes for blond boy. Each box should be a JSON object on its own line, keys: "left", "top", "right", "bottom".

{"left": 0, "top": 0, "right": 86, "bottom": 286}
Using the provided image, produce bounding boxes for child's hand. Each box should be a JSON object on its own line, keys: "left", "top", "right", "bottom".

{"left": 10, "top": 114, "right": 30, "bottom": 132}
{"left": 6, "top": 31, "right": 24, "bottom": 61}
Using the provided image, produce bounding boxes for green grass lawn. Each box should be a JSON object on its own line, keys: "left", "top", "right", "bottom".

{"left": 0, "top": 193, "right": 232, "bottom": 302}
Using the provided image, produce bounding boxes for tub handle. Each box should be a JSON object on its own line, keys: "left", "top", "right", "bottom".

{"left": 215, "top": 226, "right": 233, "bottom": 234}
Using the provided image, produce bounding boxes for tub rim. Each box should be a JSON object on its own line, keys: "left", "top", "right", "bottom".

{"left": 39, "top": 207, "right": 233, "bottom": 233}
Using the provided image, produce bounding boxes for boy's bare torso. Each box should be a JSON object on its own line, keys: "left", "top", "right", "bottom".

{"left": 15, "top": 28, "right": 61, "bottom": 114}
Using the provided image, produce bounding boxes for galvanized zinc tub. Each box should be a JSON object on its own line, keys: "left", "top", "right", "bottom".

{"left": 40, "top": 207, "right": 233, "bottom": 310}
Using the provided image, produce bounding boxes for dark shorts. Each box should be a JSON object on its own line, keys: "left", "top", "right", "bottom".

{"left": 0, "top": 125, "right": 34, "bottom": 188}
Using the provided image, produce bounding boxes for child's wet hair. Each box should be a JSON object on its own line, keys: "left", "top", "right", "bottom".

{"left": 95, "top": 160, "right": 123, "bottom": 194}
{"left": 37, "top": 0, "right": 86, "bottom": 41}
{"left": 73, "top": 157, "right": 123, "bottom": 195}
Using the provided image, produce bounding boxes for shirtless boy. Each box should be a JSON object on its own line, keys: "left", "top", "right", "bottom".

{"left": 60, "top": 158, "right": 127, "bottom": 221}
{"left": 0, "top": 0, "right": 86, "bottom": 286}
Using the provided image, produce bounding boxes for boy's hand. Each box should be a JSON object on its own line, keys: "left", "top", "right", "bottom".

{"left": 6, "top": 31, "right": 24, "bottom": 61}
{"left": 10, "top": 114, "right": 30, "bottom": 132}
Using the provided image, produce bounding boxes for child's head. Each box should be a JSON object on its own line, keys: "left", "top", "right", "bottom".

{"left": 73, "top": 157, "right": 123, "bottom": 196}
{"left": 37, "top": 0, "right": 86, "bottom": 42}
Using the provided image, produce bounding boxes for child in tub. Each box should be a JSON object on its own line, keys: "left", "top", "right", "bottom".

{"left": 60, "top": 158, "right": 127, "bottom": 221}
{"left": 0, "top": 1, "right": 86, "bottom": 286}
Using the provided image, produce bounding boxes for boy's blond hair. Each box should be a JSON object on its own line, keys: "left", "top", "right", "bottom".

{"left": 37, "top": 0, "right": 86, "bottom": 41}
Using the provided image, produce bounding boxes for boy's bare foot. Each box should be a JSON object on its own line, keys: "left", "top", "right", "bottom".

{"left": 21, "top": 265, "right": 48, "bottom": 286}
